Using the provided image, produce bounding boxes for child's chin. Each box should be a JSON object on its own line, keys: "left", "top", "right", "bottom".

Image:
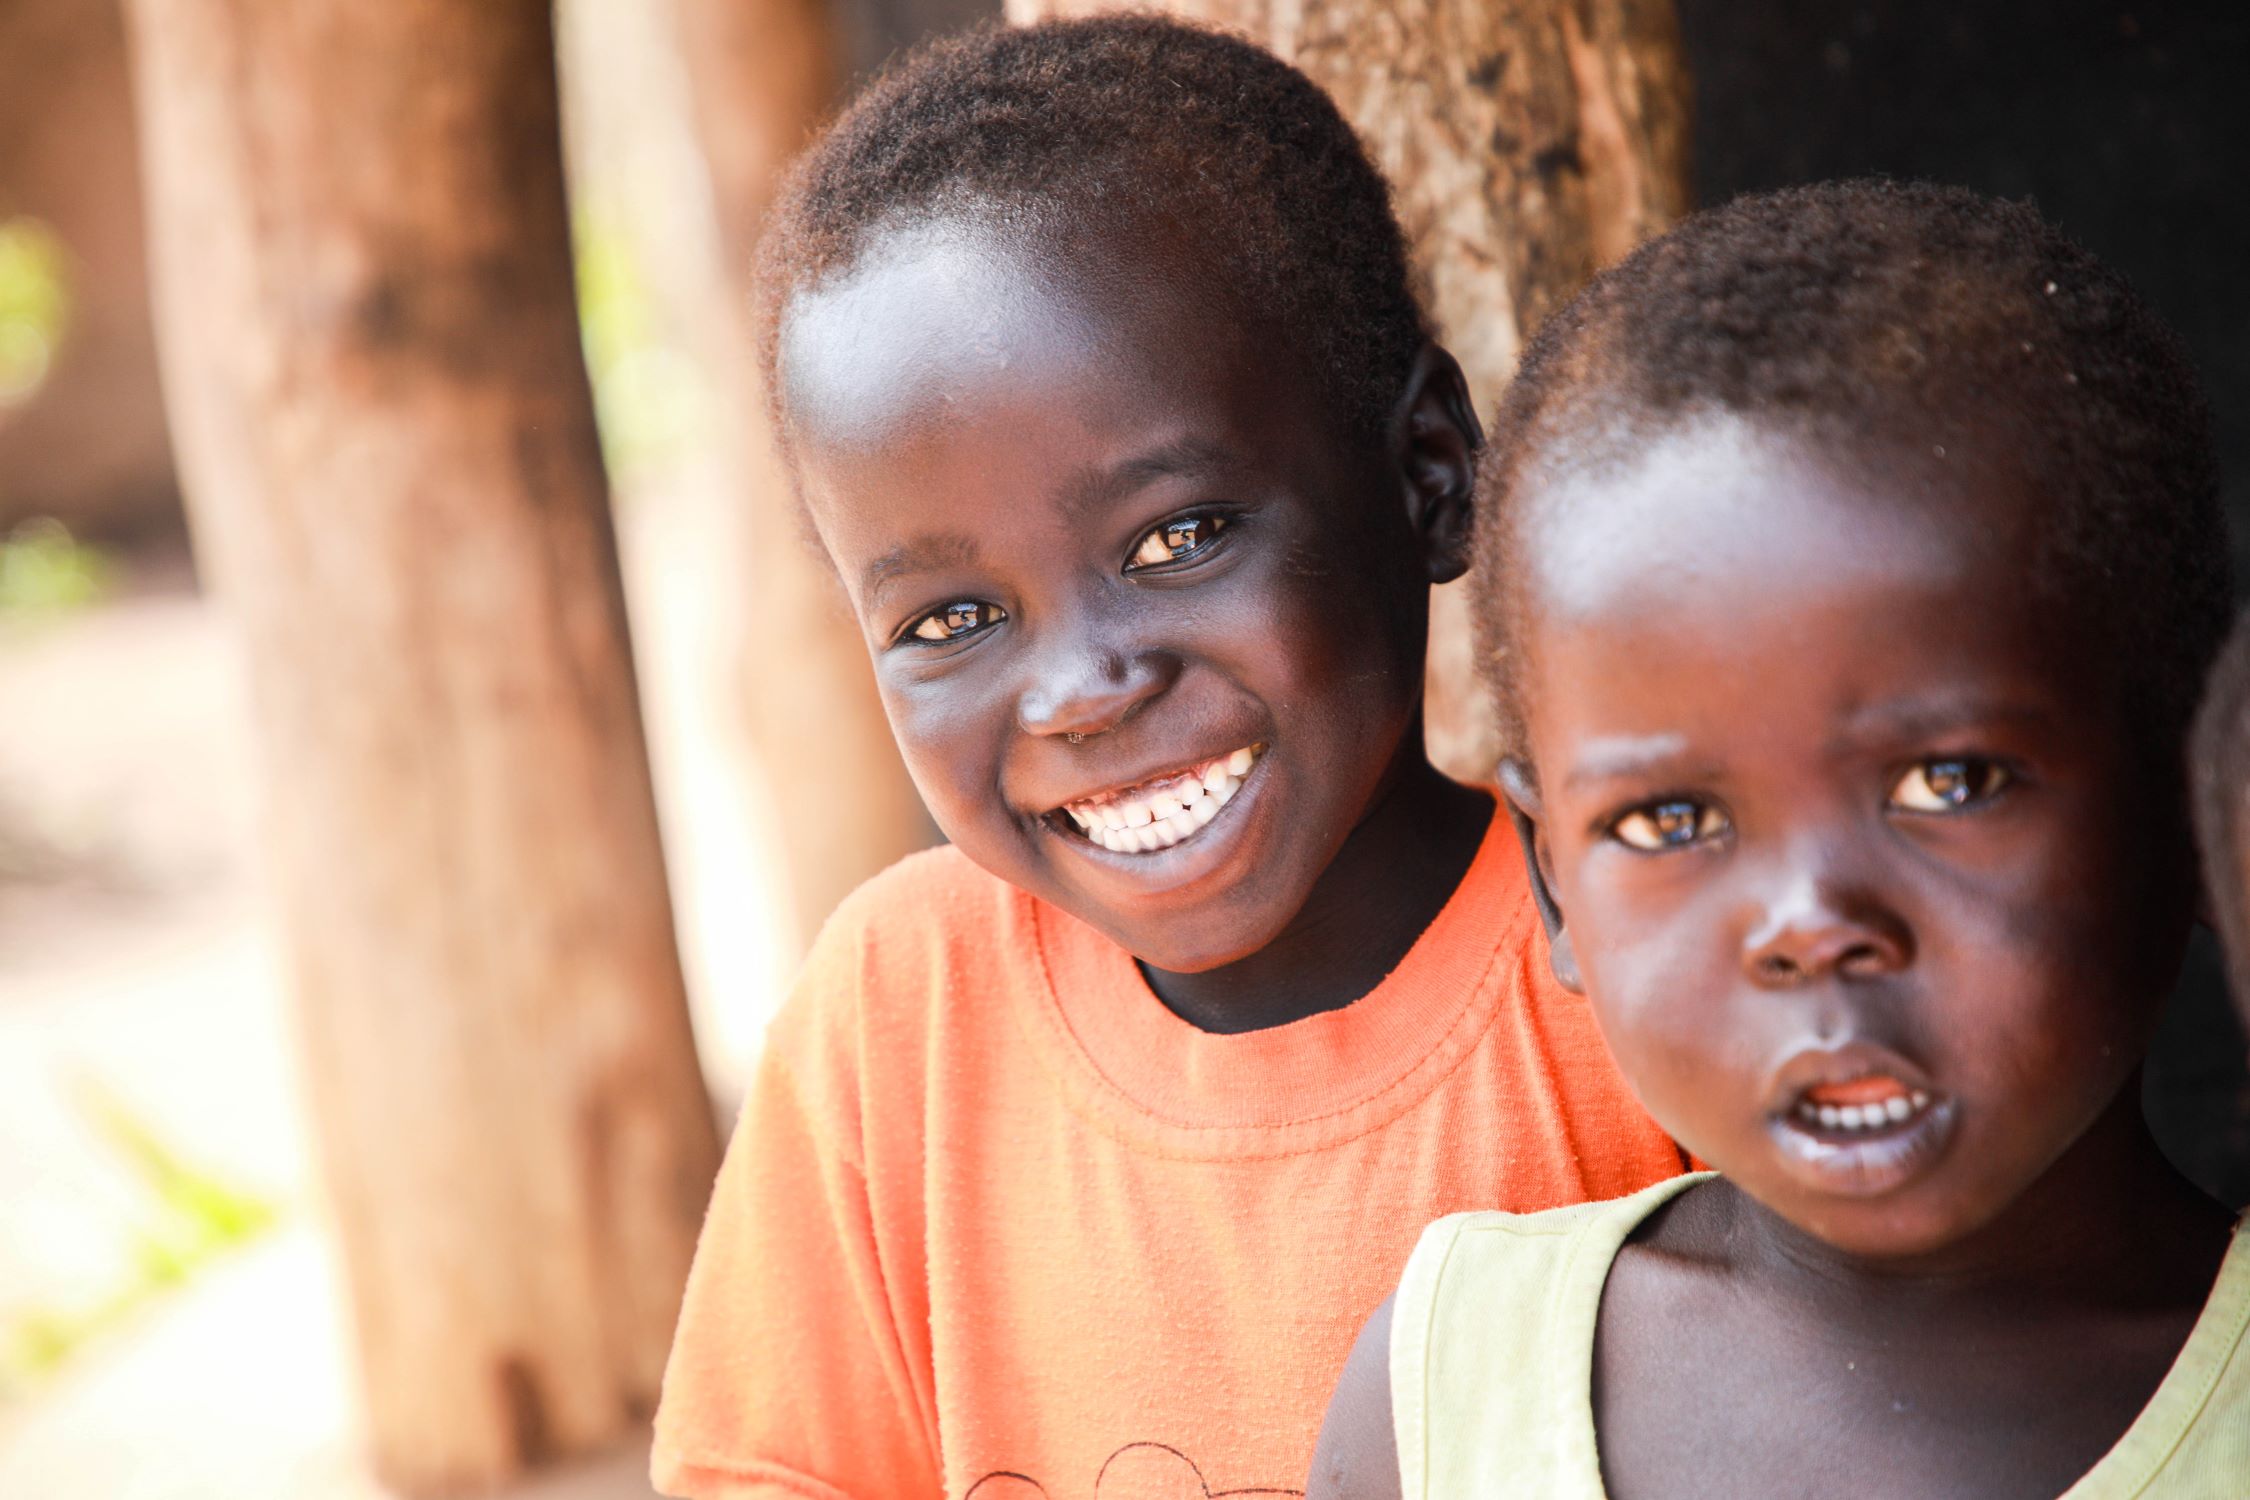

{"left": 1067, "top": 872, "right": 1308, "bottom": 978}
{"left": 1755, "top": 1183, "right": 2006, "bottom": 1264}
{"left": 1092, "top": 892, "right": 1296, "bottom": 975}
{"left": 1780, "top": 1201, "right": 1995, "bottom": 1264}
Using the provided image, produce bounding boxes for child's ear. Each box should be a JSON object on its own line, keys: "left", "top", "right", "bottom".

{"left": 1499, "top": 756, "right": 1584, "bottom": 994}
{"left": 1389, "top": 342, "right": 1482, "bottom": 586}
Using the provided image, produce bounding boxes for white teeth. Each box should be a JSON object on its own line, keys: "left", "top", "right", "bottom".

{"left": 1059, "top": 745, "right": 1261, "bottom": 855}
{"left": 1796, "top": 1089, "right": 1931, "bottom": 1134}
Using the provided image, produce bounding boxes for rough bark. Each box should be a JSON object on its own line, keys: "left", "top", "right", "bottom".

{"left": 1006, "top": 0, "right": 1691, "bottom": 777}
{"left": 673, "top": 0, "right": 938, "bottom": 954}
{"left": 122, "top": 3, "right": 720, "bottom": 1491}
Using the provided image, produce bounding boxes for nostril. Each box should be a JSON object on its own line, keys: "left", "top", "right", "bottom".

{"left": 1753, "top": 934, "right": 1900, "bottom": 988}
{"left": 1756, "top": 953, "right": 1803, "bottom": 985}
{"left": 1836, "top": 941, "right": 1887, "bottom": 979}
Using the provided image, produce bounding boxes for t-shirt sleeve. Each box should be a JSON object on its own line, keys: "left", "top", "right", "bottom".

{"left": 651, "top": 908, "right": 942, "bottom": 1500}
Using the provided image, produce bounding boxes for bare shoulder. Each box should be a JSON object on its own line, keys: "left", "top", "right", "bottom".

{"left": 1307, "top": 1293, "right": 1402, "bottom": 1500}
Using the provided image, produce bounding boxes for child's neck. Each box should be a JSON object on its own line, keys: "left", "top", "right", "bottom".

{"left": 1137, "top": 747, "right": 1492, "bottom": 1034}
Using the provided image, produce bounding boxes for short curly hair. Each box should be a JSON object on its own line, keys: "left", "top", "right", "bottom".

{"left": 1473, "top": 178, "right": 2234, "bottom": 768}
{"left": 753, "top": 15, "right": 1429, "bottom": 452}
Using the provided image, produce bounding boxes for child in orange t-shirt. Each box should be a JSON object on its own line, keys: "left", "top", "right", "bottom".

{"left": 651, "top": 19, "right": 1688, "bottom": 1500}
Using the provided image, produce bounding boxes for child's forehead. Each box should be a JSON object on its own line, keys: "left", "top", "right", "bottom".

{"left": 779, "top": 217, "right": 1105, "bottom": 452}
{"left": 1505, "top": 412, "right": 2119, "bottom": 756}
{"left": 778, "top": 209, "right": 1248, "bottom": 456}
{"left": 1516, "top": 413, "right": 2030, "bottom": 622}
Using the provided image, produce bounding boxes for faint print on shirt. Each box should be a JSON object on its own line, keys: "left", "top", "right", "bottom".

{"left": 965, "top": 1440, "right": 1304, "bottom": 1500}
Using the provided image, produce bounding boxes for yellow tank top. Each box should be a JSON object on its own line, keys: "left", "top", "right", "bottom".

{"left": 1391, "top": 1174, "right": 2250, "bottom": 1498}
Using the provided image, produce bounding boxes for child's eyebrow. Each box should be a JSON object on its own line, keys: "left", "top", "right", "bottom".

{"left": 1562, "top": 733, "right": 1701, "bottom": 791}
{"left": 1060, "top": 437, "right": 1238, "bottom": 518}
{"left": 1825, "top": 696, "right": 2060, "bottom": 753}
{"left": 862, "top": 532, "right": 982, "bottom": 609}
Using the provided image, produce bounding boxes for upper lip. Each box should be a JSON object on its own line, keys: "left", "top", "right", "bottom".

{"left": 1764, "top": 1039, "right": 1938, "bottom": 1117}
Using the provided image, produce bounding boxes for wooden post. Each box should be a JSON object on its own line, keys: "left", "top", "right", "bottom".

{"left": 123, "top": 2, "right": 721, "bottom": 1490}
{"left": 1006, "top": 0, "right": 1691, "bottom": 778}
{"left": 672, "top": 0, "right": 938, "bottom": 954}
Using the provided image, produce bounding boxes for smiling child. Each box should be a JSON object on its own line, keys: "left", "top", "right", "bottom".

{"left": 650, "top": 19, "right": 1691, "bottom": 1500}
{"left": 1312, "top": 181, "right": 2250, "bottom": 1499}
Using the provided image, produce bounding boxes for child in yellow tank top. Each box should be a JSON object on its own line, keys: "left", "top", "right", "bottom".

{"left": 1310, "top": 181, "right": 2250, "bottom": 1500}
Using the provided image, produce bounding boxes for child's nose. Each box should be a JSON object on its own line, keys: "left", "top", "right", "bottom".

{"left": 1742, "top": 870, "right": 1913, "bottom": 989}
{"left": 1016, "top": 641, "right": 1174, "bottom": 741}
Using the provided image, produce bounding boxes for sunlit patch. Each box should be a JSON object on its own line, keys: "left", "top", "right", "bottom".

{"left": 0, "top": 217, "right": 71, "bottom": 408}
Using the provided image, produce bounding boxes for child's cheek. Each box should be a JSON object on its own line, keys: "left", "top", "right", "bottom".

{"left": 1578, "top": 911, "right": 1749, "bottom": 1130}
{"left": 878, "top": 676, "right": 1013, "bottom": 832}
{"left": 1208, "top": 546, "right": 1422, "bottom": 755}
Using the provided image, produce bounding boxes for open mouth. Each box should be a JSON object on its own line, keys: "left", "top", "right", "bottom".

{"left": 1054, "top": 744, "right": 1263, "bottom": 855}
{"left": 1768, "top": 1067, "right": 1957, "bottom": 1196}
{"left": 1785, "top": 1075, "right": 1938, "bottom": 1138}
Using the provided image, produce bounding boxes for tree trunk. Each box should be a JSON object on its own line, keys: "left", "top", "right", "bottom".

{"left": 672, "top": 0, "right": 938, "bottom": 956}
{"left": 1006, "top": 0, "right": 1691, "bottom": 778}
{"left": 122, "top": 3, "right": 721, "bottom": 1491}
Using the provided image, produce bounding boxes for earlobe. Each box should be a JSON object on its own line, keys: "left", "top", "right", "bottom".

{"left": 1499, "top": 756, "right": 1584, "bottom": 994}
{"left": 1547, "top": 927, "right": 1585, "bottom": 994}
{"left": 1390, "top": 343, "right": 1483, "bottom": 586}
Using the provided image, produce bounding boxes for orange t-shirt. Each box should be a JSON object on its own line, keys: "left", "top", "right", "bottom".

{"left": 652, "top": 808, "right": 1686, "bottom": 1500}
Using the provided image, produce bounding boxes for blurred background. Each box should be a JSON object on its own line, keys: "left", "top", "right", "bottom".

{"left": 0, "top": 2, "right": 2242, "bottom": 1497}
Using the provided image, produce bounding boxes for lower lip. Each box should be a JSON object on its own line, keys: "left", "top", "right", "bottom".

{"left": 1766, "top": 1095, "right": 1959, "bottom": 1198}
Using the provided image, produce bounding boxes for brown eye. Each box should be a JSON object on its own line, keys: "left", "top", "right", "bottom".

{"left": 1127, "top": 513, "right": 1228, "bottom": 570}
{"left": 910, "top": 601, "right": 1005, "bottom": 643}
{"left": 1890, "top": 758, "right": 2010, "bottom": 812}
{"left": 1611, "top": 799, "right": 1728, "bottom": 851}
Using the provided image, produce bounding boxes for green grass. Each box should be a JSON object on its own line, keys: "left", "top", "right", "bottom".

{"left": 0, "top": 1080, "right": 279, "bottom": 1403}
{"left": 0, "top": 217, "right": 71, "bottom": 409}
{"left": 0, "top": 518, "right": 113, "bottom": 616}
{"left": 573, "top": 208, "right": 706, "bottom": 481}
